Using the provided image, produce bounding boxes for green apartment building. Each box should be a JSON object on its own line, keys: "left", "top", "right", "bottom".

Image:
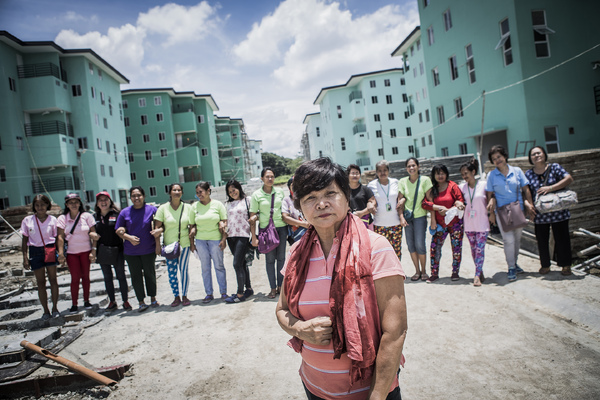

{"left": 0, "top": 31, "right": 131, "bottom": 209}
{"left": 413, "top": 0, "right": 600, "bottom": 160}
{"left": 215, "top": 116, "right": 247, "bottom": 184}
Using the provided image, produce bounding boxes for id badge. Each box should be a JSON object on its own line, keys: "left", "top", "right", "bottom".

{"left": 469, "top": 210, "right": 477, "bottom": 219}
{"left": 386, "top": 203, "right": 392, "bottom": 212}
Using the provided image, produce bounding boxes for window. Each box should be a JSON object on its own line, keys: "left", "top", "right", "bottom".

{"left": 103, "top": 118, "right": 108, "bottom": 129}
{"left": 340, "top": 138, "right": 346, "bottom": 151}
{"left": 156, "top": 113, "right": 164, "bottom": 122}
{"left": 370, "top": 80, "right": 376, "bottom": 88}
{"left": 532, "top": 10, "right": 553, "bottom": 58}
{"left": 94, "top": 113, "right": 99, "bottom": 126}
{"left": 465, "top": 44, "right": 476, "bottom": 84}
{"left": 337, "top": 105, "right": 342, "bottom": 119}
{"left": 416, "top": 39, "right": 421, "bottom": 51}
{"left": 423, "top": 87, "right": 427, "bottom": 99}
{"left": 384, "top": 79, "right": 390, "bottom": 87}
{"left": 544, "top": 126, "right": 560, "bottom": 153}
{"left": 419, "top": 113, "right": 423, "bottom": 123}
{"left": 376, "top": 130, "right": 382, "bottom": 138}
{"left": 374, "top": 114, "right": 380, "bottom": 122}
{"left": 149, "top": 187, "right": 157, "bottom": 197}
{"left": 141, "top": 115, "right": 148, "bottom": 125}
{"left": 408, "top": 145, "right": 414, "bottom": 153}
{"left": 71, "top": 84, "right": 81, "bottom": 97}
{"left": 106, "top": 141, "right": 110, "bottom": 154}
{"left": 371, "top": 96, "right": 378, "bottom": 104}
{"left": 138, "top": 98, "right": 146, "bottom": 107}
{"left": 6, "top": 77, "right": 15, "bottom": 92}
{"left": 96, "top": 138, "right": 101, "bottom": 150}
{"left": 443, "top": 9, "right": 453, "bottom": 31}
{"left": 458, "top": 143, "right": 468, "bottom": 154}
{"left": 386, "top": 95, "right": 393, "bottom": 104}
{"left": 427, "top": 26, "right": 434, "bottom": 45}
{"left": 0, "top": 167, "right": 5, "bottom": 182}
{"left": 496, "top": 18, "right": 513, "bottom": 66}
{"left": 100, "top": 165, "right": 105, "bottom": 176}
{"left": 123, "top": 146, "right": 127, "bottom": 163}
{"left": 413, "top": 69, "right": 417, "bottom": 78}
{"left": 160, "top": 148, "right": 167, "bottom": 157}
{"left": 124, "top": 117, "right": 130, "bottom": 127}
{"left": 89, "top": 62, "right": 94, "bottom": 75}
{"left": 390, "top": 129, "right": 397, "bottom": 138}
{"left": 85, "top": 190, "right": 94, "bottom": 203}
{"left": 90, "top": 86, "right": 96, "bottom": 98}
{"left": 24, "top": 195, "right": 31, "bottom": 204}
{"left": 388, "top": 113, "right": 395, "bottom": 121}
{"left": 316, "top": 127, "right": 320, "bottom": 137}
{"left": 154, "top": 96, "right": 162, "bottom": 106}
{"left": 197, "top": 115, "right": 205, "bottom": 124}
{"left": 109, "top": 104, "right": 113, "bottom": 116}
{"left": 109, "top": 166, "right": 113, "bottom": 177}
{"left": 416, "top": 92, "right": 420, "bottom": 102}
{"left": 98, "top": 70, "right": 102, "bottom": 80}
{"left": 423, "top": 0, "right": 429, "bottom": 7}
{"left": 126, "top": 136, "right": 132, "bottom": 145}
{"left": 100, "top": 92, "right": 105, "bottom": 105}
{"left": 158, "top": 132, "right": 166, "bottom": 141}
{"left": 201, "top": 148, "right": 208, "bottom": 156}
{"left": 164, "top": 185, "right": 170, "bottom": 194}
{"left": 454, "top": 97, "right": 464, "bottom": 118}
{"left": 448, "top": 55, "right": 459, "bottom": 80}
{"left": 392, "top": 147, "right": 398, "bottom": 155}
{"left": 145, "top": 150, "right": 152, "bottom": 160}
{"left": 410, "top": 46, "right": 414, "bottom": 57}
{"left": 437, "top": 106, "right": 445, "bottom": 124}
{"left": 419, "top": 62, "right": 424, "bottom": 76}
{"left": 143, "top": 134, "right": 150, "bottom": 143}
{"left": 400, "top": 78, "right": 405, "bottom": 85}
{"left": 131, "top": 172, "right": 136, "bottom": 181}
{"left": 406, "top": 127, "right": 412, "bottom": 137}
{"left": 163, "top": 168, "right": 170, "bottom": 177}
{"left": 441, "top": 147, "right": 449, "bottom": 156}
{"left": 429, "top": 135, "right": 433, "bottom": 145}
{"left": 425, "top": 109, "right": 430, "bottom": 122}
{"left": 147, "top": 170, "right": 155, "bottom": 179}
{"left": 402, "top": 94, "right": 408, "bottom": 103}
{"left": 77, "top": 137, "right": 87, "bottom": 149}
{"left": 319, "top": 150, "right": 323, "bottom": 158}
{"left": 123, "top": 100, "right": 128, "bottom": 109}
{"left": 378, "top": 149, "right": 383, "bottom": 156}
{"left": 422, "top": 137, "right": 426, "bottom": 147}
{"left": 432, "top": 67, "right": 440, "bottom": 86}
{"left": 128, "top": 152, "right": 134, "bottom": 162}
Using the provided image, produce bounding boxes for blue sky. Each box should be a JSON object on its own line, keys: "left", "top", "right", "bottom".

{"left": 0, "top": 0, "right": 419, "bottom": 158}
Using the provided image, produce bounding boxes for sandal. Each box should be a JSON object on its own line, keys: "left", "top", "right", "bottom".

{"left": 138, "top": 303, "right": 149, "bottom": 313}
{"left": 539, "top": 267, "right": 551, "bottom": 275}
{"left": 561, "top": 266, "right": 572, "bottom": 276}
{"left": 225, "top": 294, "right": 246, "bottom": 304}
{"left": 202, "top": 295, "right": 214, "bottom": 304}
{"left": 411, "top": 273, "right": 421, "bottom": 281}
{"left": 473, "top": 276, "right": 482, "bottom": 287}
{"left": 150, "top": 300, "right": 160, "bottom": 308}
{"left": 267, "top": 289, "right": 277, "bottom": 299}
{"left": 421, "top": 273, "right": 429, "bottom": 281}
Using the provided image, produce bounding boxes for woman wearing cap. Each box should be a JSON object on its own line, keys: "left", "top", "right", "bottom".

{"left": 90, "top": 191, "right": 131, "bottom": 311}
{"left": 57, "top": 193, "right": 97, "bottom": 312}
{"left": 21, "top": 195, "right": 60, "bottom": 319}
{"left": 115, "top": 187, "right": 160, "bottom": 312}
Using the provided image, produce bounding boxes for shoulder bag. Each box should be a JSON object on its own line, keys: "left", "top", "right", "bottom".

{"left": 257, "top": 193, "right": 280, "bottom": 254}
{"left": 161, "top": 204, "right": 184, "bottom": 260}
{"left": 533, "top": 164, "right": 578, "bottom": 213}
{"left": 496, "top": 180, "right": 528, "bottom": 232}
{"left": 403, "top": 176, "right": 421, "bottom": 222}
{"left": 35, "top": 216, "right": 57, "bottom": 264}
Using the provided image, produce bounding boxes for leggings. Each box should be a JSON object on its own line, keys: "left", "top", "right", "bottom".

{"left": 227, "top": 237, "right": 252, "bottom": 295}
{"left": 374, "top": 225, "right": 403, "bottom": 260}
{"left": 66, "top": 251, "right": 91, "bottom": 305}
{"left": 466, "top": 231, "right": 488, "bottom": 277}
{"left": 430, "top": 219, "right": 463, "bottom": 275}
{"left": 166, "top": 246, "right": 191, "bottom": 297}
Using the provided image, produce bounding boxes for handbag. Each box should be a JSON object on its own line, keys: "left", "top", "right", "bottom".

{"left": 257, "top": 193, "right": 280, "bottom": 254}
{"left": 533, "top": 164, "right": 578, "bottom": 213}
{"left": 96, "top": 243, "right": 120, "bottom": 265}
{"left": 161, "top": 203, "right": 184, "bottom": 260}
{"left": 35, "top": 216, "right": 56, "bottom": 264}
{"left": 403, "top": 176, "right": 421, "bottom": 222}
{"left": 496, "top": 181, "right": 528, "bottom": 232}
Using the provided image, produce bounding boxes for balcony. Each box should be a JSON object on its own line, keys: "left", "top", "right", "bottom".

{"left": 25, "top": 121, "right": 74, "bottom": 137}
{"left": 173, "top": 111, "right": 196, "bottom": 133}
{"left": 32, "top": 176, "right": 74, "bottom": 192}
{"left": 217, "top": 132, "right": 232, "bottom": 148}
{"left": 176, "top": 145, "right": 201, "bottom": 167}
{"left": 348, "top": 90, "right": 362, "bottom": 102}
{"left": 26, "top": 134, "right": 77, "bottom": 168}
{"left": 18, "top": 63, "right": 67, "bottom": 83}
{"left": 356, "top": 157, "right": 371, "bottom": 167}
{"left": 352, "top": 123, "right": 367, "bottom": 135}
{"left": 172, "top": 103, "right": 194, "bottom": 114}
{"left": 216, "top": 125, "right": 231, "bottom": 133}
{"left": 354, "top": 131, "right": 369, "bottom": 149}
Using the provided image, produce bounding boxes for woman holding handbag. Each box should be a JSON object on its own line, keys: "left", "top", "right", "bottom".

{"left": 398, "top": 157, "right": 433, "bottom": 281}
{"left": 224, "top": 179, "right": 254, "bottom": 303}
{"left": 486, "top": 145, "right": 536, "bottom": 282}
{"left": 154, "top": 183, "right": 194, "bottom": 307}
{"left": 21, "top": 195, "right": 60, "bottom": 320}
{"left": 57, "top": 193, "right": 97, "bottom": 312}
{"left": 90, "top": 191, "right": 131, "bottom": 311}
{"left": 525, "top": 146, "right": 574, "bottom": 276}
{"left": 190, "top": 181, "right": 228, "bottom": 304}
{"left": 250, "top": 167, "right": 287, "bottom": 299}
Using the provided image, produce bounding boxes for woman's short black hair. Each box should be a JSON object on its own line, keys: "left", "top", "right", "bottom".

{"left": 528, "top": 146, "right": 548, "bottom": 165}
{"left": 430, "top": 164, "right": 450, "bottom": 199}
{"left": 346, "top": 164, "right": 360, "bottom": 175}
{"left": 460, "top": 158, "right": 479, "bottom": 174}
{"left": 168, "top": 183, "right": 183, "bottom": 196}
{"left": 261, "top": 167, "right": 274, "bottom": 178}
{"left": 293, "top": 158, "right": 350, "bottom": 210}
{"left": 488, "top": 145, "right": 509, "bottom": 163}
{"left": 225, "top": 179, "right": 246, "bottom": 202}
{"left": 129, "top": 186, "right": 145, "bottom": 197}
{"left": 195, "top": 181, "right": 211, "bottom": 193}
{"left": 32, "top": 194, "right": 52, "bottom": 212}
{"left": 405, "top": 157, "right": 419, "bottom": 168}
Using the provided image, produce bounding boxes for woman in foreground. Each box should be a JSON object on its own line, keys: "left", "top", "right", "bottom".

{"left": 276, "top": 158, "right": 407, "bottom": 400}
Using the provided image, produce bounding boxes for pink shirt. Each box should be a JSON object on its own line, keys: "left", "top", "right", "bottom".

{"left": 459, "top": 181, "right": 490, "bottom": 233}
{"left": 20, "top": 215, "right": 57, "bottom": 247}
{"left": 281, "top": 230, "right": 405, "bottom": 400}
{"left": 57, "top": 213, "right": 95, "bottom": 254}
{"left": 226, "top": 198, "right": 251, "bottom": 238}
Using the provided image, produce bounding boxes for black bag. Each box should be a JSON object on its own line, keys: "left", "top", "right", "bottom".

{"left": 96, "top": 243, "right": 120, "bottom": 265}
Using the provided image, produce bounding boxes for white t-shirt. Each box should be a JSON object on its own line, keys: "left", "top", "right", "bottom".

{"left": 367, "top": 178, "right": 400, "bottom": 227}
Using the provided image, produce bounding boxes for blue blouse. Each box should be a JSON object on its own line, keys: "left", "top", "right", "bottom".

{"left": 525, "top": 163, "right": 571, "bottom": 224}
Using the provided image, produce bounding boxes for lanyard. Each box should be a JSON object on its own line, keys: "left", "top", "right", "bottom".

{"left": 467, "top": 181, "right": 477, "bottom": 206}
{"left": 378, "top": 180, "right": 390, "bottom": 202}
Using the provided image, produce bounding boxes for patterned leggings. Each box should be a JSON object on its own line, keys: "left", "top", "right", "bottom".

{"left": 374, "top": 225, "right": 402, "bottom": 260}
{"left": 166, "top": 247, "right": 191, "bottom": 297}
{"left": 430, "top": 219, "right": 463, "bottom": 275}
{"left": 466, "top": 231, "right": 488, "bottom": 277}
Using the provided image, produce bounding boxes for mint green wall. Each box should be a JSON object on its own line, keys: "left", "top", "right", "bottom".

{"left": 195, "top": 99, "right": 222, "bottom": 186}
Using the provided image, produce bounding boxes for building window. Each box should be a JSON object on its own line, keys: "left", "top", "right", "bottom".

{"left": 392, "top": 147, "right": 398, "bottom": 155}
{"left": 497, "top": 18, "right": 513, "bottom": 66}
{"left": 544, "top": 126, "right": 560, "bottom": 153}
{"left": 143, "top": 134, "right": 150, "bottom": 143}
{"left": 100, "top": 92, "right": 105, "bottom": 105}
{"left": 149, "top": 187, "right": 157, "bottom": 197}
{"left": 413, "top": 69, "right": 417, "bottom": 78}
{"left": 441, "top": 147, "right": 449, "bottom": 156}
{"left": 425, "top": 109, "right": 430, "bottom": 122}
{"left": 124, "top": 117, "right": 130, "bottom": 127}
{"left": 160, "top": 148, "right": 168, "bottom": 157}
{"left": 427, "top": 26, "right": 434, "bottom": 45}
{"left": 454, "top": 97, "right": 464, "bottom": 118}
{"left": 400, "top": 78, "right": 405, "bottom": 85}
{"left": 416, "top": 39, "right": 421, "bottom": 51}
{"left": 97, "top": 69, "right": 102, "bottom": 80}
{"left": 106, "top": 141, "right": 110, "bottom": 154}
{"left": 374, "top": 114, "right": 380, "bottom": 122}
{"left": 416, "top": 92, "right": 420, "bottom": 102}
{"left": 422, "top": 137, "right": 426, "bottom": 147}
{"left": 123, "top": 146, "right": 127, "bottom": 163}
{"left": 197, "top": 115, "right": 205, "bottom": 124}
{"left": 147, "top": 170, "right": 154, "bottom": 179}
{"left": 432, "top": 67, "right": 440, "bottom": 86}
{"left": 316, "top": 127, "right": 320, "bottom": 137}
{"left": 371, "top": 96, "right": 378, "bottom": 104}
{"left": 340, "top": 138, "right": 346, "bottom": 151}
{"left": 141, "top": 115, "right": 148, "bottom": 125}
{"left": 103, "top": 118, "right": 108, "bottom": 129}
{"left": 131, "top": 172, "right": 136, "bottom": 181}
{"left": 406, "top": 127, "right": 412, "bottom": 137}
{"left": 423, "top": 0, "right": 429, "bottom": 7}
{"left": 154, "top": 96, "right": 162, "bottom": 106}
{"left": 449, "top": 55, "right": 459, "bottom": 80}
{"left": 164, "top": 185, "right": 170, "bottom": 194}
{"left": 201, "top": 148, "right": 208, "bottom": 156}
{"left": 390, "top": 129, "right": 397, "bottom": 138}
{"left": 337, "top": 105, "right": 342, "bottom": 119}
{"left": 410, "top": 46, "right": 414, "bottom": 57}
{"left": 93, "top": 113, "right": 99, "bottom": 126}
{"left": 378, "top": 148, "right": 383, "bottom": 156}
{"left": 139, "top": 98, "right": 146, "bottom": 107}
{"left": 370, "top": 80, "right": 376, "bottom": 88}
{"left": 384, "top": 79, "right": 390, "bottom": 87}
{"left": 429, "top": 135, "right": 433, "bottom": 145}
{"left": 145, "top": 150, "right": 152, "bottom": 160}
{"left": 109, "top": 166, "right": 113, "bottom": 177}
{"left": 402, "top": 94, "right": 408, "bottom": 103}
{"left": 437, "top": 106, "right": 445, "bottom": 124}
{"left": 163, "top": 168, "right": 170, "bottom": 177}
{"left": 89, "top": 62, "right": 94, "bottom": 75}
{"left": 97, "top": 138, "right": 102, "bottom": 150}
{"left": 24, "top": 195, "right": 31, "bottom": 204}
{"left": 465, "top": 44, "right": 476, "bottom": 84}
{"left": 0, "top": 167, "right": 5, "bottom": 182}
{"left": 156, "top": 113, "right": 164, "bottom": 122}
{"left": 532, "top": 10, "right": 553, "bottom": 58}
{"left": 71, "top": 84, "right": 82, "bottom": 96}
{"left": 419, "top": 113, "right": 423, "bottom": 123}
{"left": 388, "top": 113, "right": 394, "bottom": 121}
{"left": 423, "top": 87, "right": 427, "bottom": 99}
{"left": 7, "top": 77, "right": 16, "bottom": 92}
{"left": 100, "top": 165, "right": 105, "bottom": 176}
{"left": 376, "top": 130, "right": 382, "bottom": 138}
{"left": 408, "top": 145, "right": 414, "bottom": 153}
{"left": 443, "top": 9, "right": 453, "bottom": 31}
{"left": 123, "top": 100, "right": 128, "bottom": 109}
{"left": 418, "top": 62, "right": 423, "bottom": 76}
{"left": 126, "top": 136, "right": 132, "bottom": 145}
{"left": 459, "top": 143, "right": 468, "bottom": 154}
{"left": 77, "top": 137, "right": 87, "bottom": 149}
{"left": 158, "top": 132, "right": 166, "bottom": 141}
{"left": 128, "top": 152, "right": 134, "bottom": 162}
{"left": 319, "top": 150, "right": 323, "bottom": 158}
{"left": 386, "top": 95, "right": 393, "bottom": 104}
{"left": 85, "top": 190, "right": 94, "bottom": 203}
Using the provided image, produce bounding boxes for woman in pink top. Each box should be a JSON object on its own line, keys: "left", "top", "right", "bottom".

{"left": 21, "top": 195, "right": 60, "bottom": 320}
{"left": 57, "top": 193, "right": 96, "bottom": 312}
{"left": 276, "top": 158, "right": 407, "bottom": 400}
{"left": 459, "top": 159, "right": 491, "bottom": 287}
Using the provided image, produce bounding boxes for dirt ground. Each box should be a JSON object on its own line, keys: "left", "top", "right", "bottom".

{"left": 4, "top": 233, "right": 600, "bottom": 399}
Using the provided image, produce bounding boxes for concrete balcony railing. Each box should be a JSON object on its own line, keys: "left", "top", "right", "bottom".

{"left": 32, "top": 176, "right": 74, "bottom": 192}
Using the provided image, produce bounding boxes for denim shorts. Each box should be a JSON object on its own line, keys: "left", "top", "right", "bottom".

{"left": 28, "top": 245, "right": 58, "bottom": 271}
{"left": 404, "top": 216, "right": 427, "bottom": 255}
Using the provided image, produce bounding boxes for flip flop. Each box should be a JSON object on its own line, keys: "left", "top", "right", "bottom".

{"left": 411, "top": 273, "right": 421, "bottom": 281}
{"left": 421, "top": 273, "right": 429, "bottom": 281}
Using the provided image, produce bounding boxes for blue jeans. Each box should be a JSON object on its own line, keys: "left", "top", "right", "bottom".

{"left": 195, "top": 239, "right": 227, "bottom": 296}
{"left": 265, "top": 226, "right": 288, "bottom": 289}
{"left": 405, "top": 216, "right": 427, "bottom": 255}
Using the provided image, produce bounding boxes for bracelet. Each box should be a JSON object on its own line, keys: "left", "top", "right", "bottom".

{"left": 92, "top": 247, "right": 97, "bottom": 250}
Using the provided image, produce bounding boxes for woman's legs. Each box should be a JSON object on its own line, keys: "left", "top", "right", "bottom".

{"left": 374, "top": 225, "right": 403, "bottom": 261}
{"left": 66, "top": 252, "right": 90, "bottom": 305}
{"left": 430, "top": 229, "right": 449, "bottom": 276}
{"left": 196, "top": 239, "right": 226, "bottom": 296}
{"left": 534, "top": 223, "right": 552, "bottom": 269}
{"left": 100, "top": 263, "right": 116, "bottom": 302}
{"left": 113, "top": 252, "right": 129, "bottom": 303}
{"left": 228, "top": 237, "right": 250, "bottom": 295}
{"left": 497, "top": 222, "right": 523, "bottom": 270}
{"left": 166, "top": 254, "right": 181, "bottom": 297}
{"left": 46, "top": 265, "right": 59, "bottom": 312}
{"left": 178, "top": 247, "right": 191, "bottom": 297}
{"left": 466, "top": 231, "right": 488, "bottom": 277}
{"left": 33, "top": 267, "right": 50, "bottom": 314}
{"left": 552, "top": 219, "right": 572, "bottom": 267}
{"left": 197, "top": 239, "right": 214, "bottom": 295}
{"left": 140, "top": 253, "right": 157, "bottom": 299}
{"left": 124, "top": 255, "right": 147, "bottom": 303}
{"left": 448, "top": 220, "right": 464, "bottom": 274}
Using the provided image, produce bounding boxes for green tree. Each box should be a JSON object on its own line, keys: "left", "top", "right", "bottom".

{"left": 261, "top": 152, "right": 289, "bottom": 176}
{"left": 287, "top": 156, "right": 304, "bottom": 174}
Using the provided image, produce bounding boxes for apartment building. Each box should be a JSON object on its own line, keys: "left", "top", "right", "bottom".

{"left": 0, "top": 31, "right": 131, "bottom": 209}
{"left": 302, "top": 112, "right": 330, "bottom": 160}
{"left": 245, "top": 138, "right": 263, "bottom": 178}
{"left": 215, "top": 116, "right": 247, "bottom": 184}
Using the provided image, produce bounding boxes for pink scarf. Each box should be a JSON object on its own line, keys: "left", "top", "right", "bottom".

{"left": 284, "top": 212, "right": 380, "bottom": 386}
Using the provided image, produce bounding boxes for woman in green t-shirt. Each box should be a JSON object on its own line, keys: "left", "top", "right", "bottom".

{"left": 190, "top": 182, "right": 228, "bottom": 304}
